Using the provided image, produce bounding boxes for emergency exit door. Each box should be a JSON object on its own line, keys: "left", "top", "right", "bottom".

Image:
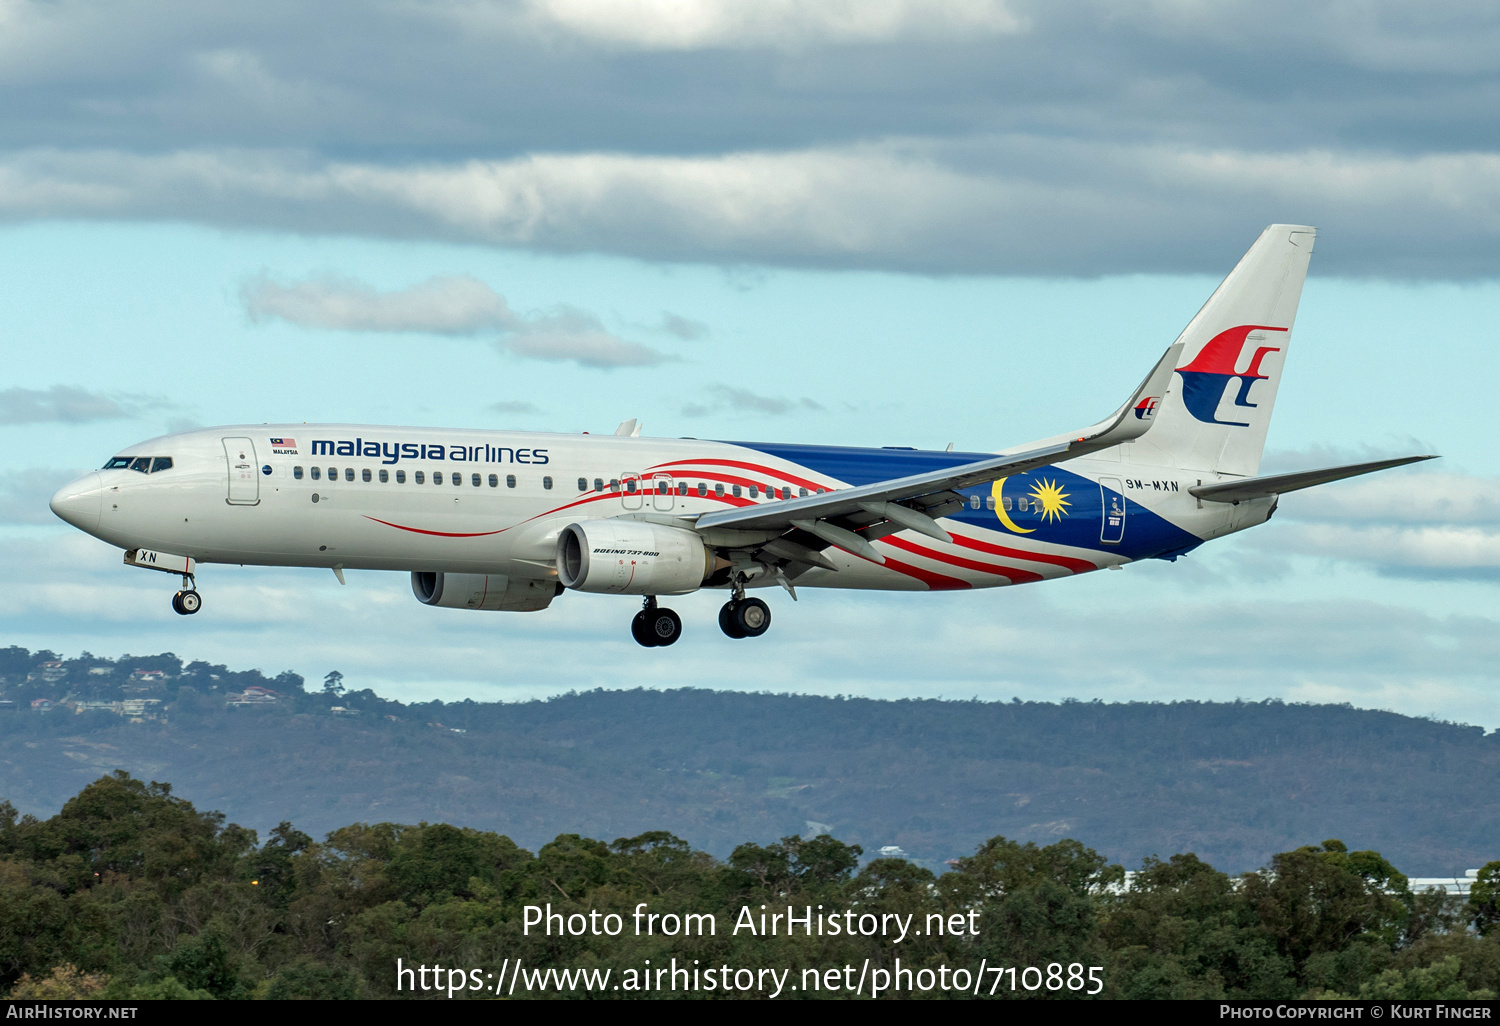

{"left": 1099, "top": 477, "right": 1125, "bottom": 544}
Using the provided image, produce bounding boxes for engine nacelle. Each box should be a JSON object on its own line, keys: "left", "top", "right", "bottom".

{"left": 411, "top": 572, "right": 561, "bottom": 612}
{"left": 556, "top": 520, "right": 712, "bottom": 596}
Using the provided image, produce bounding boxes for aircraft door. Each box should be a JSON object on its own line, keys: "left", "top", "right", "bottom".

{"left": 651, "top": 473, "right": 674, "bottom": 511}
{"left": 621, "top": 473, "right": 643, "bottom": 511}
{"left": 223, "top": 437, "right": 260, "bottom": 505}
{"left": 1099, "top": 477, "right": 1125, "bottom": 544}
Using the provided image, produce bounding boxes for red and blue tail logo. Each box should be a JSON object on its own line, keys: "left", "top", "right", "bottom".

{"left": 1175, "top": 324, "right": 1287, "bottom": 426}
{"left": 1133, "top": 397, "right": 1159, "bottom": 420}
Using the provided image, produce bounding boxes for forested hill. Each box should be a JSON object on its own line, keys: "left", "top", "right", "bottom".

{"left": 1, "top": 646, "right": 1497, "bottom": 875}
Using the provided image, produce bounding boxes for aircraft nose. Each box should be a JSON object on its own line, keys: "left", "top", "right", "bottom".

{"left": 50, "top": 473, "right": 103, "bottom": 532}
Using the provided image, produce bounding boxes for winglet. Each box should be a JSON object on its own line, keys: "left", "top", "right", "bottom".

{"left": 1076, "top": 342, "right": 1183, "bottom": 448}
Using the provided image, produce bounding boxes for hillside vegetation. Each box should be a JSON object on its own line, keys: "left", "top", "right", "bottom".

{"left": 2, "top": 645, "right": 1498, "bottom": 874}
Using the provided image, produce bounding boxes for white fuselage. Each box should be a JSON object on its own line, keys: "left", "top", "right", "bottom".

{"left": 50, "top": 424, "right": 1271, "bottom": 596}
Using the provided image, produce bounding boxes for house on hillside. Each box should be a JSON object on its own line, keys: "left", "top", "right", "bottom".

{"left": 31, "top": 698, "right": 54, "bottom": 712}
{"left": 87, "top": 666, "right": 113, "bottom": 676}
{"left": 120, "top": 698, "right": 163, "bottom": 722}
{"left": 73, "top": 700, "right": 122, "bottom": 715}
{"left": 227, "top": 686, "right": 281, "bottom": 707}
{"left": 29, "top": 661, "right": 66, "bottom": 683}
{"left": 131, "top": 669, "right": 168, "bottom": 683}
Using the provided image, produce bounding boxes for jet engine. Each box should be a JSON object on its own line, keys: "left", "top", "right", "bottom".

{"left": 556, "top": 520, "right": 712, "bottom": 595}
{"left": 411, "top": 572, "right": 561, "bottom": 612}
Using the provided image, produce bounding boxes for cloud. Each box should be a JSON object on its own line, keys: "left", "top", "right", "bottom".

{"left": 242, "top": 274, "right": 513, "bottom": 334}
{"left": 0, "top": 469, "right": 78, "bottom": 525}
{"left": 682, "top": 385, "right": 824, "bottom": 417}
{"left": 490, "top": 400, "right": 543, "bottom": 415}
{"left": 497, "top": 307, "right": 670, "bottom": 367}
{"left": 0, "top": 386, "right": 137, "bottom": 424}
{"left": 660, "top": 312, "right": 709, "bottom": 340}
{"left": 242, "top": 273, "right": 669, "bottom": 367}
{"left": 515, "top": 0, "right": 1024, "bottom": 50}
{"left": 8, "top": 140, "right": 1500, "bottom": 276}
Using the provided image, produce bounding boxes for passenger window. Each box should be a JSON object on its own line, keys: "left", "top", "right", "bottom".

{"left": 626, "top": 480, "right": 637, "bottom": 493}
{"left": 594, "top": 478, "right": 604, "bottom": 492}
{"left": 396, "top": 470, "right": 406, "bottom": 483}
{"left": 577, "top": 477, "right": 587, "bottom": 492}
{"left": 970, "top": 495, "right": 981, "bottom": 510}
{"left": 985, "top": 495, "right": 995, "bottom": 510}
{"left": 415, "top": 471, "right": 425, "bottom": 484}
{"left": 748, "top": 485, "right": 758, "bottom": 498}
{"left": 129, "top": 457, "right": 150, "bottom": 473}
{"left": 610, "top": 479, "right": 620, "bottom": 492}
{"left": 1017, "top": 497, "right": 1028, "bottom": 511}
{"left": 677, "top": 482, "right": 687, "bottom": 495}
{"left": 310, "top": 467, "right": 321, "bottom": 481}
{"left": 327, "top": 467, "right": 337, "bottom": 480}
{"left": 732, "top": 484, "right": 741, "bottom": 497}
{"left": 657, "top": 480, "right": 667, "bottom": 494}
{"left": 543, "top": 476, "right": 553, "bottom": 490}
{"left": 434, "top": 472, "right": 443, "bottom": 485}
{"left": 151, "top": 457, "right": 173, "bottom": 473}
{"left": 345, "top": 468, "right": 355, "bottom": 482}
{"left": 103, "top": 456, "right": 133, "bottom": 469}
{"left": 362, "top": 468, "right": 372, "bottom": 483}
{"left": 697, "top": 482, "right": 707, "bottom": 496}
{"left": 799, "top": 488, "right": 808, "bottom": 498}
{"left": 714, "top": 483, "right": 725, "bottom": 497}
{"left": 489, "top": 474, "right": 498, "bottom": 487}
{"left": 472, "top": 473, "right": 481, "bottom": 487}
{"left": 379, "top": 469, "right": 389, "bottom": 483}
{"left": 293, "top": 466, "right": 304, "bottom": 480}
{"left": 1002, "top": 497, "right": 1012, "bottom": 511}
{"left": 506, "top": 475, "right": 516, "bottom": 488}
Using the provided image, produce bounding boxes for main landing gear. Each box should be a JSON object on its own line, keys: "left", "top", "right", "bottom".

{"left": 171, "top": 575, "right": 202, "bottom": 616}
{"left": 631, "top": 597, "right": 682, "bottom": 648}
{"left": 719, "top": 574, "right": 771, "bottom": 639}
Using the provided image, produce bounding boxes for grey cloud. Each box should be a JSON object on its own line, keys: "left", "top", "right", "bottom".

{"left": 242, "top": 273, "right": 667, "bottom": 367}
{"left": 497, "top": 308, "right": 670, "bottom": 368}
{"left": 660, "top": 312, "right": 709, "bottom": 340}
{"left": 243, "top": 274, "right": 514, "bottom": 334}
{"left": 0, "top": 386, "right": 135, "bottom": 424}
{"left": 490, "top": 400, "right": 544, "bottom": 415}
{"left": 5, "top": 3, "right": 1500, "bottom": 273}
{"left": 682, "top": 385, "right": 824, "bottom": 417}
{"left": 0, "top": 469, "right": 79, "bottom": 525}
{"left": 11, "top": 140, "right": 1500, "bottom": 276}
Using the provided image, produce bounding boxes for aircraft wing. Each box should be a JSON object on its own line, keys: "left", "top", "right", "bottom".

{"left": 693, "top": 344, "right": 1182, "bottom": 549}
{"left": 1188, "top": 455, "right": 1438, "bottom": 504}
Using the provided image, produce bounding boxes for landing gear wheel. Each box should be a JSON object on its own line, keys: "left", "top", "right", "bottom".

{"left": 647, "top": 607, "right": 682, "bottom": 647}
{"left": 719, "top": 601, "right": 748, "bottom": 639}
{"left": 732, "top": 597, "right": 771, "bottom": 638}
{"left": 173, "top": 590, "right": 202, "bottom": 615}
{"left": 631, "top": 610, "right": 658, "bottom": 647}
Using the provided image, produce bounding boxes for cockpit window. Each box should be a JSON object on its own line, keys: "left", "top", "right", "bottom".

{"left": 103, "top": 455, "right": 175, "bottom": 473}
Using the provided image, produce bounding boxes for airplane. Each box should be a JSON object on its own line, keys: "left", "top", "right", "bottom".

{"left": 49, "top": 224, "right": 1433, "bottom": 647}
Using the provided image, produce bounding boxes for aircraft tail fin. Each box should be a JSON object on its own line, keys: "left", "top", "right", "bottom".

{"left": 1125, "top": 224, "right": 1316, "bottom": 477}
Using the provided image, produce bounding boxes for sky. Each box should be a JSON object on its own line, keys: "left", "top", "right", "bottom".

{"left": 1, "top": 0, "right": 1497, "bottom": 726}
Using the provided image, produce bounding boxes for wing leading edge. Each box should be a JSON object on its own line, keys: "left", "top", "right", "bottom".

{"left": 695, "top": 343, "right": 1183, "bottom": 538}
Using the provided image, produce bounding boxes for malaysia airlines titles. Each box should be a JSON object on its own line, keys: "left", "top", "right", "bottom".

{"left": 307, "top": 437, "right": 550, "bottom": 466}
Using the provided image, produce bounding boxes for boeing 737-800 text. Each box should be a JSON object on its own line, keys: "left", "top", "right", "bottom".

{"left": 49, "top": 225, "right": 1433, "bottom": 646}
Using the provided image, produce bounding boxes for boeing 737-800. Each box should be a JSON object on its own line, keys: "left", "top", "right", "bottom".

{"left": 49, "top": 225, "right": 1432, "bottom": 646}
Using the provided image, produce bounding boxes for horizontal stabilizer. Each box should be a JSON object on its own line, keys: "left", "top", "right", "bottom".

{"left": 1188, "top": 455, "right": 1438, "bottom": 504}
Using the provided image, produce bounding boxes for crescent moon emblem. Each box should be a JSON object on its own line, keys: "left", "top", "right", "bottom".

{"left": 992, "top": 477, "right": 1034, "bottom": 534}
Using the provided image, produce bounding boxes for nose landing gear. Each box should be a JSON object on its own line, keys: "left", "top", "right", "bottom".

{"left": 171, "top": 574, "right": 202, "bottom": 616}
{"left": 631, "top": 596, "right": 682, "bottom": 647}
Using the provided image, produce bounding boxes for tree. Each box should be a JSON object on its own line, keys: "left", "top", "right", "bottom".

{"left": 322, "top": 671, "right": 345, "bottom": 697}
{"left": 1469, "top": 861, "right": 1500, "bottom": 937}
